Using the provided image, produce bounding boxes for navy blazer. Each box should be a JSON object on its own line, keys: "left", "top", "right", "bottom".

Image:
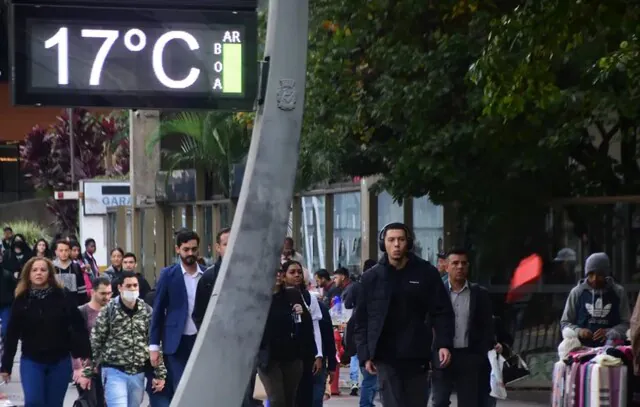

{"left": 150, "top": 263, "right": 200, "bottom": 355}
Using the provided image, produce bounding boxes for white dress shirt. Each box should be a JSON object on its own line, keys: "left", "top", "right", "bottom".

{"left": 182, "top": 263, "right": 203, "bottom": 336}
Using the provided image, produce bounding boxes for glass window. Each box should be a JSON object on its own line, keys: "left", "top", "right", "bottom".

{"left": 334, "top": 192, "right": 361, "bottom": 273}
{"left": 412, "top": 196, "right": 444, "bottom": 264}
{"left": 377, "top": 191, "right": 404, "bottom": 256}
{"left": 299, "top": 195, "right": 326, "bottom": 272}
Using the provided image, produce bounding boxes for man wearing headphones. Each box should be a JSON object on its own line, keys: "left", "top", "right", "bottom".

{"left": 354, "top": 222, "right": 455, "bottom": 407}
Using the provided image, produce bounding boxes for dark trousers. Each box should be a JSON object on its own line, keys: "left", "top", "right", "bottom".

{"left": 20, "top": 356, "right": 72, "bottom": 407}
{"left": 431, "top": 348, "right": 482, "bottom": 407}
{"left": 76, "top": 376, "right": 105, "bottom": 407}
{"left": 145, "top": 367, "right": 173, "bottom": 407}
{"left": 296, "top": 359, "right": 314, "bottom": 407}
{"left": 311, "top": 368, "right": 327, "bottom": 407}
{"left": 258, "top": 359, "right": 304, "bottom": 407}
{"left": 376, "top": 361, "right": 430, "bottom": 407}
{"left": 165, "top": 334, "right": 197, "bottom": 392}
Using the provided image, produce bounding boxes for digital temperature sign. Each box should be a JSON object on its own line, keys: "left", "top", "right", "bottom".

{"left": 10, "top": 4, "right": 258, "bottom": 110}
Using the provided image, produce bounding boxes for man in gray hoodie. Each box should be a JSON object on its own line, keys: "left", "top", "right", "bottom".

{"left": 561, "top": 252, "right": 631, "bottom": 347}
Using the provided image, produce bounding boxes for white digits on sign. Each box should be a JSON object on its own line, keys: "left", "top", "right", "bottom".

{"left": 214, "top": 62, "right": 223, "bottom": 73}
{"left": 214, "top": 43, "right": 222, "bottom": 55}
{"left": 81, "top": 29, "right": 119, "bottom": 86}
{"left": 152, "top": 31, "right": 200, "bottom": 89}
{"left": 44, "top": 27, "right": 69, "bottom": 85}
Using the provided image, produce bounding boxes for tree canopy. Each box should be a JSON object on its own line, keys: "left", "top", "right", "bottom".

{"left": 302, "top": 0, "right": 640, "bottom": 204}
{"left": 299, "top": 0, "right": 640, "bottom": 276}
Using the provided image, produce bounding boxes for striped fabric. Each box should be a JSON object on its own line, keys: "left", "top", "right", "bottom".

{"left": 589, "top": 364, "right": 611, "bottom": 407}
{"left": 552, "top": 362, "right": 566, "bottom": 407}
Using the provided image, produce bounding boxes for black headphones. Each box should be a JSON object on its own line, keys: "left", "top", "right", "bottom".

{"left": 378, "top": 222, "right": 414, "bottom": 252}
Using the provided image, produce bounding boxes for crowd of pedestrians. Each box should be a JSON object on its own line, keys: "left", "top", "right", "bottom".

{"left": 1, "top": 221, "right": 637, "bottom": 407}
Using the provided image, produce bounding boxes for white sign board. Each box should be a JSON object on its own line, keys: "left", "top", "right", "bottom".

{"left": 83, "top": 181, "right": 131, "bottom": 215}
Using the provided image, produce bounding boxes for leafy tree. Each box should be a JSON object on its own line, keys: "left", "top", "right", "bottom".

{"left": 20, "top": 109, "right": 129, "bottom": 232}
{"left": 300, "top": 0, "right": 640, "bottom": 279}
{"left": 147, "top": 112, "right": 251, "bottom": 198}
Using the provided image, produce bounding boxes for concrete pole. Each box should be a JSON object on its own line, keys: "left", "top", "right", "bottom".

{"left": 170, "top": 0, "right": 310, "bottom": 405}
{"left": 129, "top": 110, "right": 160, "bottom": 280}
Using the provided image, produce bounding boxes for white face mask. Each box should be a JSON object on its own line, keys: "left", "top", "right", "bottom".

{"left": 121, "top": 290, "right": 139, "bottom": 302}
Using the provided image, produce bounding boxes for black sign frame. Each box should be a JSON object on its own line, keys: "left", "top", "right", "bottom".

{"left": 9, "top": 4, "right": 258, "bottom": 110}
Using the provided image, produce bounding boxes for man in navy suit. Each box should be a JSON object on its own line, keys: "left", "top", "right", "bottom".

{"left": 150, "top": 230, "right": 204, "bottom": 393}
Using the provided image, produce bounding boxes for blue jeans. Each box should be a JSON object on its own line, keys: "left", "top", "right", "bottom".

{"left": 102, "top": 367, "right": 145, "bottom": 407}
{"left": 359, "top": 367, "right": 378, "bottom": 407}
{"left": 20, "top": 356, "right": 72, "bottom": 407}
{"left": 350, "top": 356, "right": 360, "bottom": 386}
{"left": 312, "top": 368, "right": 328, "bottom": 407}
{"left": 0, "top": 306, "right": 10, "bottom": 338}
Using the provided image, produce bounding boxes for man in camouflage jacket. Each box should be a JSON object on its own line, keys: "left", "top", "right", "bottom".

{"left": 90, "top": 271, "right": 166, "bottom": 407}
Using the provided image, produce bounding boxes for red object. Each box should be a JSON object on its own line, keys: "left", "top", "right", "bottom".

{"left": 506, "top": 254, "right": 543, "bottom": 303}
{"left": 332, "top": 328, "right": 343, "bottom": 395}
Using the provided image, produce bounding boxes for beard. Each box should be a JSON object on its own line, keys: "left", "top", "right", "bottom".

{"left": 182, "top": 255, "right": 197, "bottom": 266}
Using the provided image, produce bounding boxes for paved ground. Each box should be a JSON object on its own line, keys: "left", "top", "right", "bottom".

{"left": 1, "top": 352, "right": 547, "bottom": 406}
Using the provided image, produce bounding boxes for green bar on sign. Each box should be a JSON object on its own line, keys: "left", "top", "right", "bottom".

{"left": 222, "top": 44, "right": 242, "bottom": 93}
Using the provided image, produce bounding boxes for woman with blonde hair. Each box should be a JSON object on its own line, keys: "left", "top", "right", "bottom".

{"left": 0, "top": 257, "right": 91, "bottom": 406}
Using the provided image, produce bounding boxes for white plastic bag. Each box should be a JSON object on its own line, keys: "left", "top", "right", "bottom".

{"left": 488, "top": 349, "right": 508, "bottom": 400}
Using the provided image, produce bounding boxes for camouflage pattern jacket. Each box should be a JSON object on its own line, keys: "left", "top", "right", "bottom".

{"left": 91, "top": 297, "right": 166, "bottom": 379}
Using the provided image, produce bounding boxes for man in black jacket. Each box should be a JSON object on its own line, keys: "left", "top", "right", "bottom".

{"left": 431, "top": 248, "right": 494, "bottom": 407}
{"left": 192, "top": 227, "right": 230, "bottom": 329}
{"left": 354, "top": 222, "right": 454, "bottom": 407}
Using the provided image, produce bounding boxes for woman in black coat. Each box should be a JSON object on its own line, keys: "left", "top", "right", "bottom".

{"left": 0, "top": 256, "right": 91, "bottom": 406}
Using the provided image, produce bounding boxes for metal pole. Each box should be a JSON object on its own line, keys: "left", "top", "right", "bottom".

{"left": 68, "top": 107, "right": 75, "bottom": 187}
{"left": 171, "top": 0, "right": 310, "bottom": 405}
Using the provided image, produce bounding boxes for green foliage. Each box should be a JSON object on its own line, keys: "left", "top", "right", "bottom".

{"left": 300, "top": 0, "right": 640, "bottom": 277}
{"left": 146, "top": 112, "right": 251, "bottom": 197}
{"left": 20, "top": 108, "right": 129, "bottom": 232}
{"left": 5, "top": 220, "right": 51, "bottom": 246}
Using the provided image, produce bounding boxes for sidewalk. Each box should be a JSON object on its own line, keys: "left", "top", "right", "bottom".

{"left": 1, "top": 352, "right": 547, "bottom": 406}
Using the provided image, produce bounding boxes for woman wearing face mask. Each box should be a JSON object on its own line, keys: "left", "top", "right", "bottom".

{"left": 0, "top": 235, "right": 30, "bottom": 338}
{"left": 258, "top": 261, "right": 324, "bottom": 407}
{"left": 3, "top": 234, "right": 33, "bottom": 279}
{"left": 32, "top": 239, "right": 52, "bottom": 259}
{"left": 0, "top": 257, "right": 91, "bottom": 406}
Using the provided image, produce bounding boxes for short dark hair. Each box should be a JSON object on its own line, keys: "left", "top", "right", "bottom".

{"left": 334, "top": 267, "right": 349, "bottom": 277}
{"left": 55, "top": 239, "right": 70, "bottom": 250}
{"left": 3, "top": 226, "right": 12, "bottom": 232}
{"left": 92, "top": 277, "right": 111, "bottom": 289}
{"left": 85, "top": 238, "right": 96, "bottom": 247}
{"left": 118, "top": 271, "right": 138, "bottom": 285}
{"left": 176, "top": 230, "right": 200, "bottom": 247}
{"left": 281, "top": 260, "right": 303, "bottom": 273}
{"left": 446, "top": 247, "right": 469, "bottom": 259}
{"left": 363, "top": 259, "right": 377, "bottom": 271}
{"left": 123, "top": 252, "right": 137, "bottom": 262}
{"left": 69, "top": 240, "right": 81, "bottom": 250}
{"left": 437, "top": 252, "right": 447, "bottom": 260}
{"left": 216, "top": 228, "right": 231, "bottom": 244}
{"left": 110, "top": 247, "right": 124, "bottom": 257}
{"left": 284, "top": 237, "right": 294, "bottom": 245}
{"left": 381, "top": 223, "right": 410, "bottom": 239}
{"left": 314, "top": 269, "right": 330, "bottom": 280}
